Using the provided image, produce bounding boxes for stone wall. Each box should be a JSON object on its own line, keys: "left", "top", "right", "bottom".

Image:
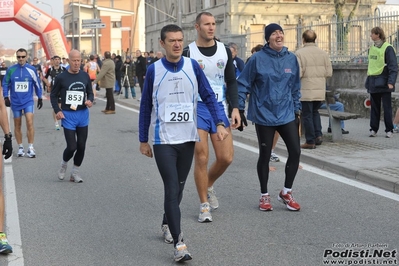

{"left": 327, "top": 65, "right": 399, "bottom": 118}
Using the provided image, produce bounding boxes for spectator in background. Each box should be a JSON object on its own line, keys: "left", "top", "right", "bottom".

{"left": 246, "top": 44, "right": 263, "bottom": 63}
{"left": 93, "top": 51, "right": 116, "bottom": 114}
{"left": 114, "top": 55, "right": 123, "bottom": 94}
{"left": 95, "top": 54, "right": 102, "bottom": 69}
{"left": 150, "top": 51, "right": 164, "bottom": 64}
{"left": 135, "top": 50, "right": 147, "bottom": 96}
{"left": 296, "top": 29, "right": 332, "bottom": 149}
{"left": 121, "top": 56, "right": 136, "bottom": 99}
{"left": 366, "top": 26, "right": 398, "bottom": 138}
{"left": 228, "top": 42, "right": 245, "bottom": 77}
{"left": 0, "top": 62, "right": 8, "bottom": 83}
{"left": 149, "top": 50, "right": 155, "bottom": 62}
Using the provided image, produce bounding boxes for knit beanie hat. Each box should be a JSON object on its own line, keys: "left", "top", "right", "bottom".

{"left": 264, "top": 23, "right": 284, "bottom": 42}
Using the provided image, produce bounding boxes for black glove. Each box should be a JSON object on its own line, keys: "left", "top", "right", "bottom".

{"left": 2, "top": 133, "right": 12, "bottom": 160}
{"left": 4, "top": 97, "right": 10, "bottom": 107}
{"left": 237, "top": 110, "right": 248, "bottom": 132}
{"left": 37, "top": 98, "right": 43, "bottom": 109}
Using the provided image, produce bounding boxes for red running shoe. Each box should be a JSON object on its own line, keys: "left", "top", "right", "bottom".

{"left": 278, "top": 191, "right": 300, "bottom": 211}
{"left": 259, "top": 195, "right": 273, "bottom": 211}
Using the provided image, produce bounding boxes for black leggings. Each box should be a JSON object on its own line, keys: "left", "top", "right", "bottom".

{"left": 153, "top": 142, "right": 195, "bottom": 246}
{"left": 255, "top": 120, "right": 301, "bottom": 193}
{"left": 62, "top": 127, "right": 88, "bottom": 167}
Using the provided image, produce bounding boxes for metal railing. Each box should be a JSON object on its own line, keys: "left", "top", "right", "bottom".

{"left": 231, "top": 11, "right": 399, "bottom": 65}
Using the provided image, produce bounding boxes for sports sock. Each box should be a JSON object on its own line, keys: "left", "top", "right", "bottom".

{"left": 282, "top": 187, "right": 292, "bottom": 195}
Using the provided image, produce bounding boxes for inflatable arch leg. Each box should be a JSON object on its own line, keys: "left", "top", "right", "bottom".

{"left": 0, "top": 0, "right": 70, "bottom": 60}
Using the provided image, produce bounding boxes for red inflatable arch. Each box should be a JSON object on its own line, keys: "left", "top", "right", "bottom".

{"left": 0, "top": 0, "right": 69, "bottom": 59}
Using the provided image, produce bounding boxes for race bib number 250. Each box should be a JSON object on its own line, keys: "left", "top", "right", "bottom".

{"left": 165, "top": 103, "right": 193, "bottom": 122}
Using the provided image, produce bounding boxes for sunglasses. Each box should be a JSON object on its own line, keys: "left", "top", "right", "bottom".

{"left": 17, "top": 56, "right": 26, "bottom": 59}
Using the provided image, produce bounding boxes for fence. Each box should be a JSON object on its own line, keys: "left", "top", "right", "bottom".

{"left": 221, "top": 11, "right": 399, "bottom": 65}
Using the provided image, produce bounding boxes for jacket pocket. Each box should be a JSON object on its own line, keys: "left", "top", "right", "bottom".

{"left": 374, "top": 76, "right": 388, "bottom": 88}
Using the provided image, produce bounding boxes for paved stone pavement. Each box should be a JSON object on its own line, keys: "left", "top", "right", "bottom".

{"left": 103, "top": 87, "right": 399, "bottom": 194}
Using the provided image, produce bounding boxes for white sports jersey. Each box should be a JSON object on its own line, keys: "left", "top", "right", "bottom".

{"left": 188, "top": 41, "right": 228, "bottom": 102}
{"left": 150, "top": 57, "right": 200, "bottom": 144}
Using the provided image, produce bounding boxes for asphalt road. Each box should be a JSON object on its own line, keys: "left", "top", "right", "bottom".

{"left": 2, "top": 98, "right": 398, "bottom": 266}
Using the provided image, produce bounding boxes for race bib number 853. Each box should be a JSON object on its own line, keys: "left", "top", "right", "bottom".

{"left": 66, "top": 91, "right": 84, "bottom": 105}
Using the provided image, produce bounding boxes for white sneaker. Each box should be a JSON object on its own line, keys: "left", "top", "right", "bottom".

{"left": 70, "top": 171, "right": 83, "bottom": 183}
{"left": 369, "top": 130, "right": 377, "bottom": 137}
{"left": 58, "top": 163, "right": 67, "bottom": 180}
{"left": 174, "top": 233, "right": 192, "bottom": 262}
{"left": 386, "top": 131, "right": 393, "bottom": 138}
{"left": 17, "top": 147, "right": 25, "bottom": 157}
{"left": 26, "top": 147, "right": 36, "bottom": 158}
{"left": 270, "top": 152, "right": 280, "bottom": 162}
{"left": 161, "top": 225, "right": 173, "bottom": 244}
{"left": 198, "top": 202, "right": 212, "bottom": 223}
{"left": 207, "top": 187, "right": 219, "bottom": 210}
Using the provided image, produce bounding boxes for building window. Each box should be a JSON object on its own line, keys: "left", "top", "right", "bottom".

{"left": 112, "top": 21, "right": 122, "bottom": 28}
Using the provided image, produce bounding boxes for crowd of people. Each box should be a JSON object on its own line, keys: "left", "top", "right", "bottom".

{"left": 0, "top": 15, "right": 398, "bottom": 263}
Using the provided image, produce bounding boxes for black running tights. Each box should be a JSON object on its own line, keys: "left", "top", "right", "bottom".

{"left": 255, "top": 120, "right": 301, "bottom": 193}
{"left": 153, "top": 142, "right": 195, "bottom": 246}
{"left": 62, "top": 126, "right": 88, "bottom": 167}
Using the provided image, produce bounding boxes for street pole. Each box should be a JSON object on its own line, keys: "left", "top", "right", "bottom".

{"left": 94, "top": 0, "right": 99, "bottom": 54}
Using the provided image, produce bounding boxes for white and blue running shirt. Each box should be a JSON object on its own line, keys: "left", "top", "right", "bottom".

{"left": 150, "top": 57, "right": 199, "bottom": 144}
{"left": 188, "top": 41, "right": 228, "bottom": 102}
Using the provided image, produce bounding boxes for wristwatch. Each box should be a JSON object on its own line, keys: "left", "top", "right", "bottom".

{"left": 216, "top": 121, "right": 226, "bottom": 127}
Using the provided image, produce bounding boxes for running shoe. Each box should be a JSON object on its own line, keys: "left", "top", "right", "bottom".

{"left": 369, "top": 130, "right": 377, "bottom": 137}
{"left": 17, "top": 147, "right": 25, "bottom": 157}
{"left": 58, "top": 163, "right": 67, "bottom": 180}
{"left": 70, "top": 171, "right": 83, "bottom": 183}
{"left": 161, "top": 225, "right": 173, "bottom": 244}
{"left": 174, "top": 233, "right": 192, "bottom": 262}
{"left": 0, "top": 232, "right": 12, "bottom": 254}
{"left": 26, "top": 147, "right": 36, "bottom": 158}
{"left": 394, "top": 125, "right": 399, "bottom": 133}
{"left": 386, "top": 131, "right": 393, "bottom": 138}
{"left": 277, "top": 190, "right": 300, "bottom": 211}
{"left": 198, "top": 202, "right": 212, "bottom": 223}
{"left": 270, "top": 152, "right": 280, "bottom": 162}
{"left": 259, "top": 195, "right": 273, "bottom": 211}
{"left": 207, "top": 187, "right": 219, "bottom": 210}
{"left": 55, "top": 123, "right": 60, "bottom": 130}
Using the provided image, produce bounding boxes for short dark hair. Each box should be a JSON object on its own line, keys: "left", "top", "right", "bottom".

{"left": 104, "top": 51, "right": 111, "bottom": 59}
{"left": 89, "top": 55, "right": 95, "bottom": 60}
{"left": 160, "top": 24, "right": 183, "bottom": 42}
{"left": 16, "top": 48, "right": 27, "bottom": 54}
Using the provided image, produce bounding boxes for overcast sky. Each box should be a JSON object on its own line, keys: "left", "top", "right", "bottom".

{"left": 2, "top": 0, "right": 399, "bottom": 49}
{"left": 0, "top": 0, "right": 63, "bottom": 49}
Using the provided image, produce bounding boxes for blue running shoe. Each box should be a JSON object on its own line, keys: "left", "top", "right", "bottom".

{"left": 0, "top": 232, "right": 13, "bottom": 254}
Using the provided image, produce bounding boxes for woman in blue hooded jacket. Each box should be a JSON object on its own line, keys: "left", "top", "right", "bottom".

{"left": 237, "top": 23, "right": 302, "bottom": 212}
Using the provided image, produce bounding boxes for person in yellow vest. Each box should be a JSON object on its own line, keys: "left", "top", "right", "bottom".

{"left": 365, "top": 26, "right": 398, "bottom": 138}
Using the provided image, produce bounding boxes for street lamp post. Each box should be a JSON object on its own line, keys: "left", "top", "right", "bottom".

{"left": 36, "top": 1, "right": 53, "bottom": 17}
